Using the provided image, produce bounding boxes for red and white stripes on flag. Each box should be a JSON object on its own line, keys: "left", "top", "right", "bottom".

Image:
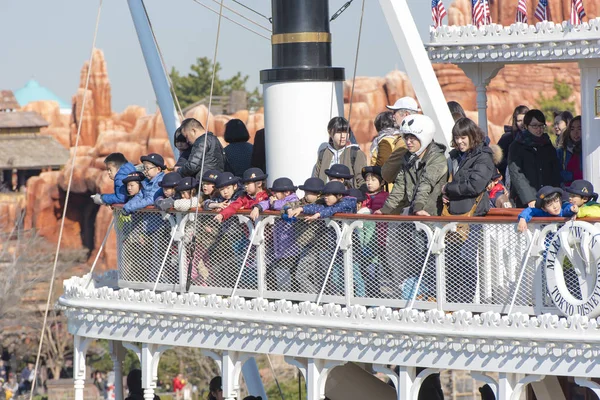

{"left": 431, "top": 0, "right": 447, "bottom": 29}
{"left": 472, "top": 0, "right": 491, "bottom": 27}
{"left": 534, "top": 0, "right": 551, "bottom": 22}
{"left": 516, "top": 0, "right": 528, "bottom": 24}
{"left": 570, "top": 0, "right": 586, "bottom": 25}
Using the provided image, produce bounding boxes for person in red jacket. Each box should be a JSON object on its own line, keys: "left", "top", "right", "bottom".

{"left": 172, "top": 373, "right": 185, "bottom": 400}
{"left": 361, "top": 166, "right": 389, "bottom": 213}
{"left": 215, "top": 168, "right": 269, "bottom": 222}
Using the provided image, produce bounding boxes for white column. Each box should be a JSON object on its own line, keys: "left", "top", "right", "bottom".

{"left": 73, "top": 336, "right": 92, "bottom": 400}
{"left": 497, "top": 373, "right": 544, "bottom": 400}
{"left": 459, "top": 63, "right": 505, "bottom": 137}
{"left": 378, "top": 0, "right": 456, "bottom": 147}
{"left": 109, "top": 341, "right": 127, "bottom": 400}
{"left": 263, "top": 81, "right": 344, "bottom": 186}
{"left": 579, "top": 60, "right": 600, "bottom": 190}
{"left": 141, "top": 344, "right": 171, "bottom": 400}
{"left": 221, "top": 351, "right": 239, "bottom": 400}
{"left": 397, "top": 366, "right": 417, "bottom": 400}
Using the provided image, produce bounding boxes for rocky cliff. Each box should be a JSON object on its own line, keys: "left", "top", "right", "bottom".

{"left": 18, "top": 1, "right": 594, "bottom": 270}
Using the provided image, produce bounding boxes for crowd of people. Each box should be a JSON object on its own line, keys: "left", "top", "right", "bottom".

{"left": 90, "top": 97, "right": 598, "bottom": 298}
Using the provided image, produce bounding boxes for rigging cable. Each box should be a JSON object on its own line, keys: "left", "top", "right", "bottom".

{"left": 346, "top": 0, "right": 366, "bottom": 130}
{"left": 186, "top": 0, "right": 226, "bottom": 291}
{"left": 208, "top": 0, "right": 271, "bottom": 32}
{"left": 191, "top": 0, "right": 270, "bottom": 41}
{"left": 28, "top": 1, "right": 104, "bottom": 399}
{"left": 230, "top": 0, "right": 272, "bottom": 23}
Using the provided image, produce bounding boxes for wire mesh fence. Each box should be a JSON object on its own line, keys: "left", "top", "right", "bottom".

{"left": 114, "top": 208, "right": 586, "bottom": 315}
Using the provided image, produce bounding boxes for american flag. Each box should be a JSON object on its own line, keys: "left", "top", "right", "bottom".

{"left": 472, "top": 0, "right": 485, "bottom": 27}
{"left": 570, "top": 0, "right": 586, "bottom": 25}
{"left": 431, "top": 0, "right": 447, "bottom": 29}
{"left": 534, "top": 0, "right": 552, "bottom": 22}
{"left": 516, "top": 0, "right": 528, "bottom": 23}
{"left": 483, "top": 0, "right": 492, "bottom": 24}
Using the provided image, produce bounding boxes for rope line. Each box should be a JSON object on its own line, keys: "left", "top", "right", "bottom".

{"left": 186, "top": 0, "right": 226, "bottom": 291}
{"left": 346, "top": 0, "right": 366, "bottom": 129}
{"left": 141, "top": 0, "right": 184, "bottom": 120}
{"left": 230, "top": 0, "right": 272, "bottom": 23}
{"left": 84, "top": 217, "right": 115, "bottom": 289}
{"left": 208, "top": 0, "right": 271, "bottom": 32}
{"left": 29, "top": 1, "right": 104, "bottom": 398}
{"left": 191, "top": 0, "right": 270, "bottom": 41}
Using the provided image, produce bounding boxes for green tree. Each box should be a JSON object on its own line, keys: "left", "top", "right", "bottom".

{"left": 170, "top": 57, "right": 263, "bottom": 110}
{"left": 537, "top": 80, "right": 576, "bottom": 142}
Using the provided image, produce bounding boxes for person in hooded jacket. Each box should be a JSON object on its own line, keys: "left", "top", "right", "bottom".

{"left": 442, "top": 118, "right": 495, "bottom": 303}
{"left": 442, "top": 117, "right": 495, "bottom": 217}
{"left": 313, "top": 116, "right": 367, "bottom": 189}
{"left": 370, "top": 111, "right": 403, "bottom": 167}
{"left": 378, "top": 114, "right": 448, "bottom": 216}
{"left": 507, "top": 109, "right": 560, "bottom": 208}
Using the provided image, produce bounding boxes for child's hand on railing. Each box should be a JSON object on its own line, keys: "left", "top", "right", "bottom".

{"left": 249, "top": 207, "right": 260, "bottom": 221}
{"left": 287, "top": 208, "right": 303, "bottom": 218}
{"left": 414, "top": 210, "right": 430, "bottom": 216}
{"left": 517, "top": 218, "right": 528, "bottom": 233}
{"left": 373, "top": 210, "right": 383, "bottom": 215}
{"left": 304, "top": 213, "right": 320, "bottom": 222}
{"left": 214, "top": 214, "right": 224, "bottom": 223}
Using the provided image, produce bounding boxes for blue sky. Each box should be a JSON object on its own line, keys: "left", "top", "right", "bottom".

{"left": 0, "top": 0, "right": 455, "bottom": 112}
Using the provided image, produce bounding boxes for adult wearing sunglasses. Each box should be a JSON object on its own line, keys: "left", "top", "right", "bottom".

{"left": 507, "top": 109, "right": 560, "bottom": 208}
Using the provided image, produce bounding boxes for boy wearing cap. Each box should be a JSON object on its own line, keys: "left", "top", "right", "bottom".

{"left": 120, "top": 171, "right": 148, "bottom": 282}
{"left": 566, "top": 179, "right": 600, "bottom": 218}
{"left": 215, "top": 168, "right": 268, "bottom": 222}
{"left": 517, "top": 186, "right": 578, "bottom": 232}
{"left": 91, "top": 152, "right": 136, "bottom": 206}
{"left": 291, "top": 181, "right": 357, "bottom": 221}
{"left": 155, "top": 172, "right": 182, "bottom": 211}
{"left": 123, "top": 153, "right": 166, "bottom": 215}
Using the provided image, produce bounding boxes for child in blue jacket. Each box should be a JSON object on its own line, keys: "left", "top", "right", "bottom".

{"left": 517, "top": 186, "right": 578, "bottom": 232}
{"left": 123, "top": 153, "right": 166, "bottom": 215}
{"left": 91, "top": 153, "right": 136, "bottom": 205}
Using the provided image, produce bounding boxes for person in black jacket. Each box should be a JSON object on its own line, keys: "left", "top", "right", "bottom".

{"left": 497, "top": 105, "right": 529, "bottom": 181}
{"left": 443, "top": 117, "right": 495, "bottom": 217}
{"left": 442, "top": 118, "right": 495, "bottom": 304}
{"left": 507, "top": 109, "right": 560, "bottom": 208}
{"left": 179, "top": 118, "right": 226, "bottom": 179}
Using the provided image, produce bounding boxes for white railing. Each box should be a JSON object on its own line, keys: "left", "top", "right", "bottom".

{"left": 112, "top": 208, "right": 600, "bottom": 316}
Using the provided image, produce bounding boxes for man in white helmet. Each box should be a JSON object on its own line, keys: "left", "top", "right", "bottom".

{"left": 378, "top": 114, "right": 448, "bottom": 216}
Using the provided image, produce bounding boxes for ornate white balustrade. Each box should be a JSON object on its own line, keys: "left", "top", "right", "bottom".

{"left": 109, "top": 208, "right": 600, "bottom": 318}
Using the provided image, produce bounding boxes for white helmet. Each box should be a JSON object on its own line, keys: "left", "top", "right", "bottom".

{"left": 399, "top": 114, "right": 436, "bottom": 156}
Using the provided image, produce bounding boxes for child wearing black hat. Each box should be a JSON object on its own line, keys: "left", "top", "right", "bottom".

{"left": 566, "top": 179, "right": 600, "bottom": 218}
{"left": 203, "top": 172, "right": 244, "bottom": 211}
{"left": 517, "top": 186, "right": 578, "bottom": 232}
{"left": 251, "top": 177, "right": 300, "bottom": 291}
{"left": 120, "top": 171, "right": 149, "bottom": 282}
{"left": 325, "top": 164, "right": 354, "bottom": 188}
{"left": 155, "top": 172, "right": 182, "bottom": 211}
{"left": 215, "top": 168, "right": 269, "bottom": 222}
{"left": 122, "top": 153, "right": 166, "bottom": 215}
{"left": 91, "top": 152, "right": 136, "bottom": 206}
{"left": 173, "top": 177, "right": 200, "bottom": 212}
{"left": 122, "top": 171, "right": 145, "bottom": 199}
{"left": 201, "top": 169, "right": 220, "bottom": 201}
{"left": 289, "top": 181, "right": 357, "bottom": 221}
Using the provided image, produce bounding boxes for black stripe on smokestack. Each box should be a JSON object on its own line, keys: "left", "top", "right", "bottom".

{"left": 260, "top": 0, "right": 344, "bottom": 84}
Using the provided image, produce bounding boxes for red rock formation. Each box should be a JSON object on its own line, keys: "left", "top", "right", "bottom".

{"left": 79, "top": 49, "right": 112, "bottom": 119}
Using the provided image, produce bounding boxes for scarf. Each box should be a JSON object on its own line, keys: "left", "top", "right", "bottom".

{"left": 370, "top": 128, "right": 400, "bottom": 155}
{"left": 567, "top": 141, "right": 582, "bottom": 155}
{"left": 515, "top": 129, "right": 551, "bottom": 147}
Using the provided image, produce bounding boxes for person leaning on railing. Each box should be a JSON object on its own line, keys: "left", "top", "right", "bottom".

{"left": 441, "top": 118, "right": 495, "bottom": 304}
{"left": 376, "top": 114, "right": 448, "bottom": 216}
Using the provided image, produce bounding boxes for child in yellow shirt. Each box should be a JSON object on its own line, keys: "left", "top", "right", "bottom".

{"left": 566, "top": 180, "right": 600, "bottom": 218}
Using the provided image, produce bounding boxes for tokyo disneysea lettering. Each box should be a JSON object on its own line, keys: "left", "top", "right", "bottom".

{"left": 544, "top": 223, "right": 600, "bottom": 317}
